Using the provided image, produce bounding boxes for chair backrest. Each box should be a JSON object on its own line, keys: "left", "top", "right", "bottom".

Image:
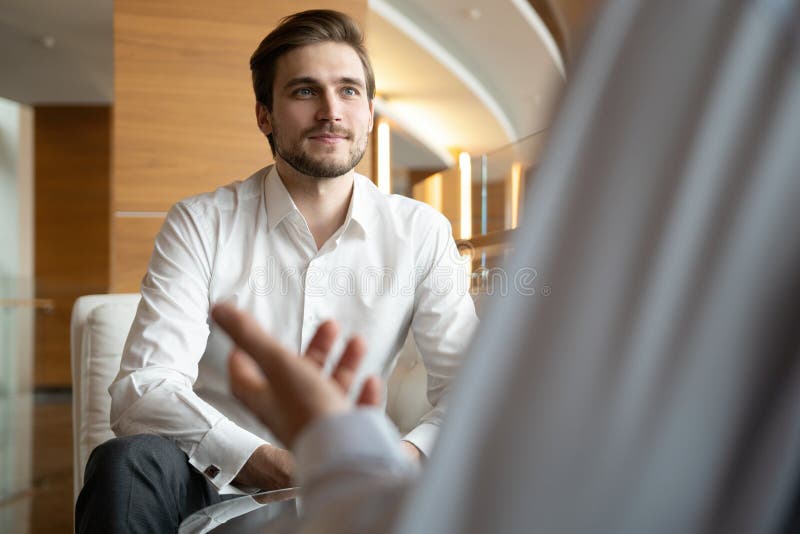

{"left": 70, "top": 294, "right": 141, "bottom": 503}
{"left": 70, "top": 293, "right": 431, "bottom": 502}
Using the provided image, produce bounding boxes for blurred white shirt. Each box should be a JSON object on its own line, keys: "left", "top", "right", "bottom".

{"left": 108, "top": 165, "right": 478, "bottom": 492}
{"left": 274, "top": 0, "right": 800, "bottom": 532}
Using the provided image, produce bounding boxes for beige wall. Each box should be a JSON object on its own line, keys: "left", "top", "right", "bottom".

{"left": 112, "top": 0, "right": 369, "bottom": 292}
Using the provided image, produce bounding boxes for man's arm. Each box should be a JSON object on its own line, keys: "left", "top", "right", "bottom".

{"left": 404, "top": 214, "right": 480, "bottom": 456}
{"left": 109, "top": 201, "right": 288, "bottom": 491}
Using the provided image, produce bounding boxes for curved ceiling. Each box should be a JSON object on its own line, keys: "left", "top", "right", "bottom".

{"left": 368, "top": 0, "right": 565, "bottom": 169}
{"left": 0, "top": 0, "right": 113, "bottom": 103}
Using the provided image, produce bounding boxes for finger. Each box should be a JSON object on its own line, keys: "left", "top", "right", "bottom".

{"left": 213, "top": 302, "right": 291, "bottom": 378}
{"left": 331, "top": 335, "right": 367, "bottom": 393}
{"left": 228, "top": 347, "right": 267, "bottom": 405}
{"left": 356, "top": 375, "right": 383, "bottom": 407}
{"left": 304, "top": 320, "right": 339, "bottom": 368}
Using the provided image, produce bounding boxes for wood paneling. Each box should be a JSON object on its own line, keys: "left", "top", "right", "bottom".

{"left": 113, "top": 0, "right": 368, "bottom": 212}
{"left": 34, "top": 106, "right": 111, "bottom": 387}
{"left": 111, "top": 216, "right": 165, "bottom": 293}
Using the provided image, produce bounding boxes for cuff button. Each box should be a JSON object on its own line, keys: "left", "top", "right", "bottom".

{"left": 204, "top": 465, "right": 220, "bottom": 479}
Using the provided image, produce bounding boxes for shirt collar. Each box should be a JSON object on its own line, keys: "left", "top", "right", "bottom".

{"left": 347, "top": 173, "right": 375, "bottom": 238}
{"left": 263, "top": 165, "right": 376, "bottom": 237}
{"left": 264, "top": 166, "right": 301, "bottom": 232}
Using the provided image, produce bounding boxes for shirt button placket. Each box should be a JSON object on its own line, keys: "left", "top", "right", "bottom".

{"left": 302, "top": 258, "right": 318, "bottom": 348}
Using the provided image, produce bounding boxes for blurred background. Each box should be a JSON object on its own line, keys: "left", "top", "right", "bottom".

{"left": 0, "top": 0, "right": 603, "bottom": 531}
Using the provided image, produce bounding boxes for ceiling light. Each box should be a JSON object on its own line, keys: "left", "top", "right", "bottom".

{"left": 509, "top": 162, "right": 522, "bottom": 228}
{"left": 459, "top": 152, "right": 472, "bottom": 240}
{"left": 466, "top": 8, "right": 482, "bottom": 20}
{"left": 40, "top": 35, "right": 56, "bottom": 49}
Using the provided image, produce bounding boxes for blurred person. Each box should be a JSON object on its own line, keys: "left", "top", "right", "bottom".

{"left": 215, "top": 0, "right": 800, "bottom": 532}
{"left": 76, "top": 10, "right": 477, "bottom": 534}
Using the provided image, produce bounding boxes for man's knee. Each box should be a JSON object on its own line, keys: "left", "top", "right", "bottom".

{"left": 85, "top": 434, "right": 186, "bottom": 483}
{"left": 78, "top": 435, "right": 194, "bottom": 533}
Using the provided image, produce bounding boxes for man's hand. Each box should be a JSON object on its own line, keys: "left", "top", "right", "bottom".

{"left": 234, "top": 443, "right": 295, "bottom": 490}
{"left": 213, "top": 303, "right": 382, "bottom": 449}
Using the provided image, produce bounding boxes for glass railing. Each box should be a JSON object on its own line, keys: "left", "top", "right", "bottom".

{"left": 466, "top": 131, "right": 547, "bottom": 304}
{"left": 470, "top": 129, "right": 547, "bottom": 237}
{"left": 411, "top": 130, "right": 549, "bottom": 306}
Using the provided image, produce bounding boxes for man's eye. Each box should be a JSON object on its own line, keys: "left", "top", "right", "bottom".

{"left": 342, "top": 87, "right": 359, "bottom": 97}
{"left": 295, "top": 88, "right": 315, "bottom": 97}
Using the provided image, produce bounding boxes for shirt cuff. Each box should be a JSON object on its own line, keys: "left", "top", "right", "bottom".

{"left": 293, "top": 408, "right": 412, "bottom": 488}
{"left": 401, "top": 421, "right": 439, "bottom": 457}
{"left": 187, "top": 417, "right": 267, "bottom": 490}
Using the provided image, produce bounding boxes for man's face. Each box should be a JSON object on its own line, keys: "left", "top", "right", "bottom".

{"left": 258, "top": 42, "right": 374, "bottom": 178}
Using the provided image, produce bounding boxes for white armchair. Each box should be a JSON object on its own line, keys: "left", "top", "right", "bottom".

{"left": 70, "top": 294, "right": 431, "bottom": 502}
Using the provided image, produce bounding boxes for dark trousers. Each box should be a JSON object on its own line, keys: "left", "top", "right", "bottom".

{"left": 76, "top": 434, "right": 225, "bottom": 533}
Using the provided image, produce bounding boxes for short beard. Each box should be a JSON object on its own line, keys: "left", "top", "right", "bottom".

{"left": 275, "top": 125, "right": 368, "bottom": 179}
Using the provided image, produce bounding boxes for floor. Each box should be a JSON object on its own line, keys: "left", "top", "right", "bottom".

{"left": 0, "top": 390, "right": 73, "bottom": 533}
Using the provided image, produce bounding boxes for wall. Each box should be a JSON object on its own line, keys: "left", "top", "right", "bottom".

{"left": 34, "top": 106, "right": 111, "bottom": 386}
{"left": 112, "top": 0, "right": 369, "bottom": 292}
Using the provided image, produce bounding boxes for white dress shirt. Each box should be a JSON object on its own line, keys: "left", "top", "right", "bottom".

{"left": 266, "top": 0, "right": 800, "bottom": 532}
{"left": 108, "top": 165, "right": 478, "bottom": 492}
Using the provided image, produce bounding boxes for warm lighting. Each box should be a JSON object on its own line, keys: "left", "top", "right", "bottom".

{"left": 429, "top": 173, "right": 443, "bottom": 213}
{"left": 459, "top": 151, "right": 472, "bottom": 240}
{"left": 510, "top": 162, "right": 522, "bottom": 228}
{"left": 411, "top": 172, "right": 443, "bottom": 213}
{"left": 377, "top": 120, "right": 391, "bottom": 194}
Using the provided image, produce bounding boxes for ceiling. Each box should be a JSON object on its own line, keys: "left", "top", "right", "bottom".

{"left": 0, "top": 0, "right": 113, "bottom": 104}
{"left": 0, "top": 0, "right": 565, "bottom": 169}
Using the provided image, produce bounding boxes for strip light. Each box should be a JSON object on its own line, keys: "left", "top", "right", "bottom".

{"left": 429, "top": 173, "right": 443, "bottom": 213}
{"left": 459, "top": 151, "right": 472, "bottom": 240}
{"left": 377, "top": 120, "right": 391, "bottom": 194}
{"left": 510, "top": 162, "right": 522, "bottom": 228}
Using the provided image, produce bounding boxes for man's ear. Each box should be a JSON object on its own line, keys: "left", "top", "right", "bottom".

{"left": 256, "top": 102, "right": 272, "bottom": 136}
{"left": 367, "top": 99, "right": 375, "bottom": 133}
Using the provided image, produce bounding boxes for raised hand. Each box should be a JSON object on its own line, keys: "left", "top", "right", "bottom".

{"left": 213, "top": 302, "right": 382, "bottom": 448}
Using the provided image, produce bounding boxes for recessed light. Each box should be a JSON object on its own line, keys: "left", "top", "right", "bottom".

{"left": 466, "top": 8, "right": 482, "bottom": 20}
{"left": 40, "top": 35, "right": 56, "bottom": 49}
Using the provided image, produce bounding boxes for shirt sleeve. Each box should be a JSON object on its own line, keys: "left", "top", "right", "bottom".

{"left": 108, "top": 200, "right": 266, "bottom": 490}
{"left": 285, "top": 408, "right": 417, "bottom": 533}
{"left": 404, "top": 214, "right": 479, "bottom": 456}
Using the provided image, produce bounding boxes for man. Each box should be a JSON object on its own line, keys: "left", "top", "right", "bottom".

{"left": 214, "top": 0, "right": 800, "bottom": 532}
{"left": 76, "top": 10, "right": 477, "bottom": 533}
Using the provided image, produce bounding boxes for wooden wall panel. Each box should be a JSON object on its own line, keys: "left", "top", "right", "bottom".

{"left": 34, "top": 106, "right": 110, "bottom": 387}
{"left": 112, "top": 216, "right": 165, "bottom": 293}
{"left": 113, "top": 0, "right": 368, "bottom": 212}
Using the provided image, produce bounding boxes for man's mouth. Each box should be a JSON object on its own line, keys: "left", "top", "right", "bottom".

{"left": 306, "top": 127, "right": 352, "bottom": 142}
{"left": 310, "top": 133, "right": 346, "bottom": 139}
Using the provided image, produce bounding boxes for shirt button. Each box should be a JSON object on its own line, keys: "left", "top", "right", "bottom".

{"left": 204, "top": 465, "right": 220, "bottom": 479}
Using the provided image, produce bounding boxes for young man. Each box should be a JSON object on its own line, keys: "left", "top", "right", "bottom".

{"left": 75, "top": 10, "right": 477, "bottom": 533}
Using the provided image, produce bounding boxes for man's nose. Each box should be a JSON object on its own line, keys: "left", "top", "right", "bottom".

{"left": 316, "top": 91, "right": 343, "bottom": 122}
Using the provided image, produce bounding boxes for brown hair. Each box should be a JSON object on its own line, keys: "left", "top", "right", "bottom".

{"left": 250, "top": 9, "right": 376, "bottom": 110}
